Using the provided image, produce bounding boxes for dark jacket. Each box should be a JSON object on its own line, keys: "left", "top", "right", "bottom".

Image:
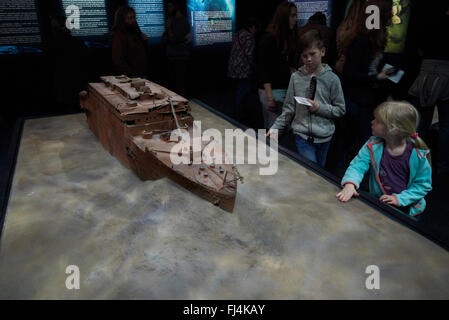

{"left": 342, "top": 35, "right": 388, "bottom": 107}
{"left": 418, "top": 12, "right": 449, "bottom": 61}
{"left": 48, "top": 33, "right": 88, "bottom": 106}
{"left": 165, "top": 16, "right": 191, "bottom": 60}
{"left": 257, "top": 33, "right": 298, "bottom": 89}
{"left": 111, "top": 30, "right": 148, "bottom": 77}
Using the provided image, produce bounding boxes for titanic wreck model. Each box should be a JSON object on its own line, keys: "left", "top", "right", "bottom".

{"left": 79, "top": 75, "right": 242, "bottom": 212}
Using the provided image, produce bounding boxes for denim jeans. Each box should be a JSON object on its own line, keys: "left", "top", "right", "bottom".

{"left": 258, "top": 88, "right": 287, "bottom": 129}
{"left": 295, "top": 134, "right": 331, "bottom": 167}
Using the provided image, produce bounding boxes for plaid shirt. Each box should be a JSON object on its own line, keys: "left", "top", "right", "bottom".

{"left": 227, "top": 29, "right": 255, "bottom": 79}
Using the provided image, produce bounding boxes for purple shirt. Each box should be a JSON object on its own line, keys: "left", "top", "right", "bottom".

{"left": 379, "top": 141, "right": 413, "bottom": 195}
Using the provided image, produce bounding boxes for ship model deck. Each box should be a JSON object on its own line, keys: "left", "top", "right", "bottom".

{"left": 79, "top": 75, "right": 242, "bottom": 212}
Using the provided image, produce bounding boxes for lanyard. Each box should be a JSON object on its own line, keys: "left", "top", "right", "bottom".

{"left": 307, "top": 76, "right": 317, "bottom": 143}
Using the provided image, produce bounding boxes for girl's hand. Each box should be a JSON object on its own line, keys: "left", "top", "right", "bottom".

{"left": 267, "top": 98, "right": 277, "bottom": 111}
{"left": 336, "top": 184, "right": 360, "bottom": 202}
{"left": 265, "top": 129, "right": 278, "bottom": 142}
{"left": 379, "top": 195, "right": 399, "bottom": 206}
{"left": 376, "top": 69, "right": 393, "bottom": 80}
{"left": 141, "top": 33, "right": 149, "bottom": 41}
{"left": 306, "top": 99, "right": 320, "bottom": 112}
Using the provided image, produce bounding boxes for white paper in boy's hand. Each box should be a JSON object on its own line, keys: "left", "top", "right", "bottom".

{"left": 382, "top": 63, "right": 404, "bottom": 84}
{"left": 294, "top": 96, "right": 313, "bottom": 107}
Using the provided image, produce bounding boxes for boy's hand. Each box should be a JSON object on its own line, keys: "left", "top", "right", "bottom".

{"left": 265, "top": 129, "right": 278, "bottom": 142}
{"left": 306, "top": 99, "right": 320, "bottom": 112}
{"left": 336, "top": 183, "right": 359, "bottom": 202}
{"left": 379, "top": 195, "right": 399, "bottom": 206}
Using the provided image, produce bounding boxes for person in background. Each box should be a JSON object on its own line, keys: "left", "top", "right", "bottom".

{"left": 48, "top": 15, "right": 88, "bottom": 112}
{"left": 335, "top": 0, "right": 393, "bottom": 165}
{"left": 334, "top": 0, "right": 365, "bottom": 75}
{"left": 298, "top": 12, "right": 331, "bottom": 58}
{"left": 164, "top": 0, "right": 191, "bottom": 97}
{"left": 337, "top": 101, "right": 432, "bottom": 217}
{"left": 408, "top": 2, "right": 449, "bottom": 187}
{"left": 266, "top": 30, "right": 345, "bottom": 167}
{"left": 257, "top": 1, "right": 300, "bottom": 129}
{"left": 111, "top": 5, "right": 148, "bottom": 78}
{"left": 331, "top": 1, "right": 366, "bottom": 175}
{"left": 227, "top": 16, "right": 258, "bottom": 122}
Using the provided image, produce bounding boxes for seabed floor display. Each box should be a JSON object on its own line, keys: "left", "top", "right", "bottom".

{"left": 1, "top": 101, "right": 449, "bottom": 299}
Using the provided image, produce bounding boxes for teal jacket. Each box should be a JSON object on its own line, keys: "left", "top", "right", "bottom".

{"left": 341, "top": 136, "right": 432, "bottom": 216}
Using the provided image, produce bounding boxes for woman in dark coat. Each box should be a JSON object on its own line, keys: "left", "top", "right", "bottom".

{"left": 257, "top": 1, "right": 300, "bottom": 129}
{"left": 111, "top": 6, "right": 149, "bottom": 78}
{"left": 336, "top": 0, "right": 393, "bottom": 159}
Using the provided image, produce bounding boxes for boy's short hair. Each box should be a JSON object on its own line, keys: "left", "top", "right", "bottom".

{"left": 299, "top": 29, "right": 325, "bottom": 52}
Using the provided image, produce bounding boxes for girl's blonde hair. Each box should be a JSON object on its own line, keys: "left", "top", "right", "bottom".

{"left": 374, "top": 101, "right": 431, "bottom": 165}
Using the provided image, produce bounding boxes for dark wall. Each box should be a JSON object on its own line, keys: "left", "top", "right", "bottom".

{"left": 1, "top": 0, "right": 287, "bottom": 120}
{"left": 0, "top": 0, "right": 440, "bottom": 120}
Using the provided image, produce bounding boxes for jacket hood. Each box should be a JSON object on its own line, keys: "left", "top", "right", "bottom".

{"left": 297, "top": 63, "right": 333, "bottom": 77}
{"left": 367, "top": 136, "right": 430, "bottom": 160}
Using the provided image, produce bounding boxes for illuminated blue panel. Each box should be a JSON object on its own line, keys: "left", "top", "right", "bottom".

{"left": 289, "top": 0, "right": 334, "bottom": 27}
{"left": 187, "top": 0, "right": 235, "bottom": 46}
{"left": 0, "top": 0, "right": 42, "bottom": 53}
{"left": 61, "top": 0, "right": 109, "bottom": 39}
{"left": 128, "top": 0, "right": 165, "bottom": 44}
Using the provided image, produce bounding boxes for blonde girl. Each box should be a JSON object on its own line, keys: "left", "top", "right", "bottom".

{"left": 336, "top": 101, "right": 432, "bottom": 216}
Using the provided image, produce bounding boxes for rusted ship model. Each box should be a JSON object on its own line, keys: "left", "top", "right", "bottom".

{"left": 79, "top": 75, "right": 242, "bottom": 212}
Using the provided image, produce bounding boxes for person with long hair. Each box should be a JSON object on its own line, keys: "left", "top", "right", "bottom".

{"left": 335, "top": 0, "right": 394, "bottom": 166}
{"left": 111, "top": 5, "right": 149, "bottom": 78}
{"left": 334, "top": 0, "right": 365, "bottom": 74}
{"left": 337, "top": 101, "right": 432, "bottom": 217}
{"left": 257, "top": 1, "right": 300, "bottom": 129}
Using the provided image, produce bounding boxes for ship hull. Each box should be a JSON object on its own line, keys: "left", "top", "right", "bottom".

{"left": 130, "top": 143, "right": 236, "bottom": 212}
{"left": 80, "top": 79, "right": 237, "bottom": 212}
